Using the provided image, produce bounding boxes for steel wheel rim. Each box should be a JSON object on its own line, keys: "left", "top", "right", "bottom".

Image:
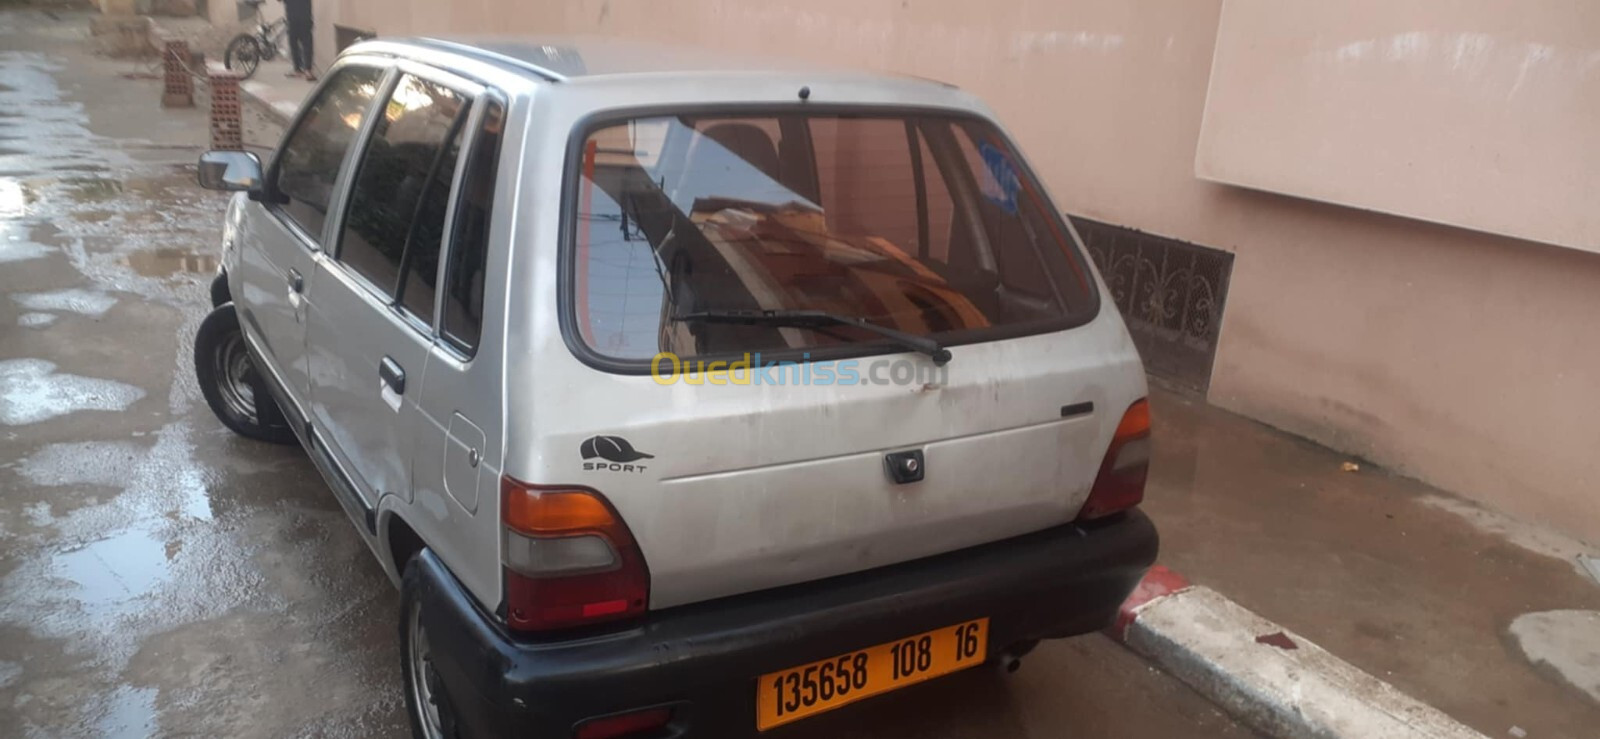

{"left": 214, "top": 332, "right": 259, "bottom": 423}
{"left": 407, "top": 602, "right": 447, "bottom": 739}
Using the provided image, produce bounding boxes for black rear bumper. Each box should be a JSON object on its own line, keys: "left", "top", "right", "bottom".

{"left": 415, "top": 509, "right": 1158, "bottom": 738}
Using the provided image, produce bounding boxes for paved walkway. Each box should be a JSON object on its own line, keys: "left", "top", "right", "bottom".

{"left": 233, "top": 56, "right": 313, "bottom": 126}
{"left": 1145, "top": 387, "right": 1600, "bottom": 738}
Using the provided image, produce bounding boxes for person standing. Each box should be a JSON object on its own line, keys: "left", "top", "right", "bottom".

{"left": 280, "top": 0, "right": 316, "bottom": 80}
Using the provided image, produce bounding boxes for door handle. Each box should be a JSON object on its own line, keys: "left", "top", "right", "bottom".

{"left": 379, "top": 356, "right": 405, "bottom": 395}
{"left": 287, "top": 267, "right": 304, "bottom": 293}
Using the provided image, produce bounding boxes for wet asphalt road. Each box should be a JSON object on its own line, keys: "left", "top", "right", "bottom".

{"left": 0, "top": 10, "right": 1249, "bottom": 738}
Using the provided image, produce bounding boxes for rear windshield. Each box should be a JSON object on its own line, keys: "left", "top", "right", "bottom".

{"left": 566, "top": 110, "right": 1098, "bottom": 365}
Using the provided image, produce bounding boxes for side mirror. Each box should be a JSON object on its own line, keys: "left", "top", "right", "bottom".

{"left": 197, "top": 150, "right": 264, "bottom": 194}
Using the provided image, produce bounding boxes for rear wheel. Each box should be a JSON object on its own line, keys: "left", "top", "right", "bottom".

{"left": 401, "top": 557, "right": 463, "bottom": 739}
{"left": 223, "top": 34, "right": 263, "bottom": 80}
{"left": 194, "top": 304, "right": 296, "bottom": 444}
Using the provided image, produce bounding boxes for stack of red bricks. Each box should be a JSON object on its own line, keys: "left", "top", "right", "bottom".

{"left": 160, "top": 39, "right": 192, "bottom": 108}
{"left": 208, "top": 71, "right": 244, "bottom": 151}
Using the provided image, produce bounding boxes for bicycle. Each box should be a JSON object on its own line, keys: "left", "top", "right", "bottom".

{"left": 223, "top": 14, "right": 287, "bottom": 81}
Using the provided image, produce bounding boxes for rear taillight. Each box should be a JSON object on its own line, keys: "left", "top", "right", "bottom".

{"left": 1076, "top": 399, "right": 1150, "bottom": 521}
{"left": 501, "top": 478, "right": 649, "bottom": 632}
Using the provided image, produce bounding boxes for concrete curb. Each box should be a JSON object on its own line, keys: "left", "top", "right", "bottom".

{"left": 1110, "top": 570, "right": 1486, "bottom": 739}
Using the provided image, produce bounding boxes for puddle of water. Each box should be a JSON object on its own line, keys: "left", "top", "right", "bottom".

{"left": 63, "top": 176, "right": 123, "bottom": 202}
{"left": 54, "top": 528, "right": 172, "bottom": 602}
{"left": 0, "top": 176, "right": 25, "bottom": 216}
{"left": 12, "top": 287, "right": 117, "bottom": 317}
{"left": 122, "top": 247, "right": 218, "bottom": 277}
{"left": 0, "top": 358, "right": 146, "bottom": 425}
{"left": 17, "top": 312, "right": 56, "bottom": 328}
{"left": 23, "top": 501, "right": 54, "bottom": 527}
{"left": 70, "top": 208, "right": 113, "bottom": 223}
{"left": 0, "top": 660, "right": 20, "bottom": 690}
{"left": 94, "top": 685, "right": 158, "bottom": 739}
{"left": 1, "top": 219, "right": 53, "bottom": 263}
{"left": 0, "top": 239, "right": 51, "bottom": 263}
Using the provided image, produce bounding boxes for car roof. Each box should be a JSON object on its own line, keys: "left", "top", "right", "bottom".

{"left": 370, "top": 35, "right": 958, "bottom": 90}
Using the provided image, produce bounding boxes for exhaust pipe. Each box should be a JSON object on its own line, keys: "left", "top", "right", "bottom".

{"left": 992, "top": 649, "right": 1024, "bottom": 675}
{"left": 992, "top": 639, "right": 1038, "bottom": 675}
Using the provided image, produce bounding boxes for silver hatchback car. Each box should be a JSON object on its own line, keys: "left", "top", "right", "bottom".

{"left": 195, "top": 36, "right": 1157, "bottom": 739}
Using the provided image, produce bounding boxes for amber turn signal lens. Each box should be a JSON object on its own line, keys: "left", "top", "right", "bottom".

{"left": 1117, "top": 398, "right": 1150, "bottom": 438}
{"left": 1077, "top": 399, "right": 1151, "bottom": 521}
{"left": 502, "top": 483, "right": 628, "bottom": 540}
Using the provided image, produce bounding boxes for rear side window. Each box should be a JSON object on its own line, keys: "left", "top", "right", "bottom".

{"left": 440, "top": 100, "right": 504, "bottom": 354}
{"left": 569, "top": 112, "right": 1097, "bottom": 364}
{"left": 274, "top": 65, "right": 385, "bottom": 241}
{"left": 337, "top": 73, "right": 470, "bottom": 324}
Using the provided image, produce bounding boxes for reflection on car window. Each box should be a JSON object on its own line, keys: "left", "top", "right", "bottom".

{"left": 441, "top": 100, "right": 503, "bottom": 354}
{"left": 572, "top": 114, "right": 1096, "bottom": 362}
{"left": 337, "top": 74, "right": 468, "bottom": 318}
{"left": 275, "top": 66, "right": 385, "bottom": 241}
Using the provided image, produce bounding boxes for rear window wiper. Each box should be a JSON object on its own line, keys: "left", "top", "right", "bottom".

{"left": 673, "top": 309, "right": 953, "bottom": 366}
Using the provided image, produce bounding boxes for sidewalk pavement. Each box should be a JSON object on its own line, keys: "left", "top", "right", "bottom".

{"left": 232, "top": 56, "right": 311, "bottom": 126}
{"left": 1141, "top": 387, "right": 1600, "bottom": 738}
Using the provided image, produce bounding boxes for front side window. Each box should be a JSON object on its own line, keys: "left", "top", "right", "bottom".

{"left": 274, "top": 65, "right": 385, "bottom": 241}
{"left": 337, "top": 73, "right": 470, "bottom": 323}
{"left": 569, "top": 112, "right": 1097, "bottom": 363}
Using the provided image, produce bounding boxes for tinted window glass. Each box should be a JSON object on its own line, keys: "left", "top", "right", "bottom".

{"left": 338, "top": 74, "right": 468, "bottom": 315}
{"left": 954, "top": 128, "right": 1067, "bottom": 301}
{"left": 274, "top": 66, "right": 384, "bottom": 240}
{"left": 917, "top": 131, "right": 955, "bottom": 262}
{"left": 811, "top": 118, "right": 918, "bottom": 255}
{"left": 441, "top": 101, "right": 504, "bottom": 354}
{"left": 396, "top": 113, "right": 467, "bottom": 324}
{"left": 571, "top": 114, "right": 1096, "bottom": 362}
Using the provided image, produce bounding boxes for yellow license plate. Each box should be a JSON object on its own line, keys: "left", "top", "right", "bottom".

{"left": 756, "top": 618, "right": 989, "bottom": 730}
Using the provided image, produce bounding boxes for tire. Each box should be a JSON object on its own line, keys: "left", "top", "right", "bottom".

{"left": 400, "top": 557, "right": 465, "bottom": 739}
{"left": 209, "top": 271, "right": 231, "bottom": 308}
{"left": 223, "top": 34, "right": 264, "bottom": 80}
{"left": 194, "top": 304, "right": 296, "bottom": 444}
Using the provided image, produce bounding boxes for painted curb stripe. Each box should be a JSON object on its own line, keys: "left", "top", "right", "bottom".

{"left": 1115, "top": 580, "right": 1485, "bottom": 739}
{"left": 1107, "top": 564, "right": 1191, "bottom": 641}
